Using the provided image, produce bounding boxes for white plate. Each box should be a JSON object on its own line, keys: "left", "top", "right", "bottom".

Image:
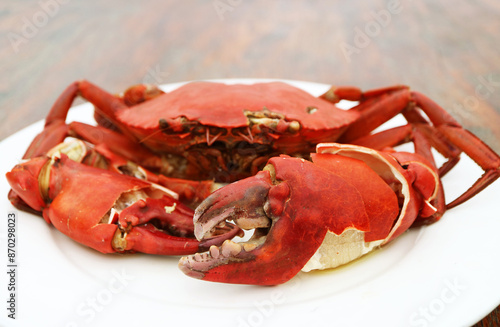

{"left": 0, "top": 79, "right": 499, "bottom": 327}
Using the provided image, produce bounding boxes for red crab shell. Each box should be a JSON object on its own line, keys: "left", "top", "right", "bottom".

{"left": 100, "top": 81, "right": 360, "bottom": 156}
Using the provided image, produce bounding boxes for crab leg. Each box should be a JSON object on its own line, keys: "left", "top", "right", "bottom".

{"left": 409, "top": 91, "right": 500, "bottom": 208}
{"left": 437, "top": 126, "right": 500, "bottom": 208}
{"left": 22, "top": 80, "right": 133, "bottom": 159}
{"left": 121, "top": 84, "right": 165, "bottom": 106}
{"left": 348, "top": 124, "right": 413, "bottom": 150}
{"left": 335, "top": 88, "right": 412, "bottom": 141}
{"left": 323, "top": 85, "right": 500, "bottom": 208}
{"left": 45, "top": 80, "right": 127, "bottom": 128}
{"left": 24, "top": 81, "right": 147, "bottom": 160}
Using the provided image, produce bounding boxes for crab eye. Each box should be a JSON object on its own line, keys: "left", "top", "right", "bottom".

{"left": 307, "top": 106, "right": 318, "bottom": 114}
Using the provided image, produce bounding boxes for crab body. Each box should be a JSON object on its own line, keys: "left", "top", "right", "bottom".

{"left": 93, "top": 81, "right": 364, "bottom": 181}
{"left": 115, "top": 82, "right": 358, "bottom": 149}
{"left": 6, "top": 79, "right": 500, "bottom": 284}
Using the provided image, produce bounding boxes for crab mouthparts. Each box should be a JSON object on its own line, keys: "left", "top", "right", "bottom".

{"left": 179, "top": 182, "right": 273, "bottom": 278}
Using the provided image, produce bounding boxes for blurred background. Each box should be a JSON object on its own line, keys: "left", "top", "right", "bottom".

{"left": 1, "top": 0, "right": 499, "bottom": 325}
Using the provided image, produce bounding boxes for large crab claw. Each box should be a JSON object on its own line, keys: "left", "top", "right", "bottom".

{"left": 6, "top": 154, "right": 241, "bottom": 255}
{"left": 179, "top": 143, "right": 441, "bottom": 285}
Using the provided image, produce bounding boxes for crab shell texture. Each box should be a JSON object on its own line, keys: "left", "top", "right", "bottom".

{"left": 114, "top": 82, "right": 358, "bottom": 151}
{"left": 98, "top": 82, "right": 359, "bottom": 180}
{"left": 178, "top": 143, "right": 440, "bottom": 285}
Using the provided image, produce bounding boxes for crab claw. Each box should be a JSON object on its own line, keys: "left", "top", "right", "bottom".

{"left": 179, "top": 144, "right": 442, "bottom": 285}
{"left": 179, "top": 154, "right": 391, "bottom": 284}
{"left": 6, "top": 154, "right": 241, "bottom": 255}
{"left": 179, "top": 156, "right": 372, "bottom": 285}
{"left": 6, "top": 156, "right": 48, "bottom": 213}
{"left": 179, "top": 167, "right": 286, "bottom": 283}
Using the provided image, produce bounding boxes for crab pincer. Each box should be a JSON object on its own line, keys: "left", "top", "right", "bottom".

{"left": 179, "top": 143, "right": 442, "bottom": 285}
{"left": 6, "top": 154, "right": 241, "bottom": 255}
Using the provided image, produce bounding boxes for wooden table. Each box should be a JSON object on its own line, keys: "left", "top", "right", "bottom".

{"left": 1, "top": 1, "right": 499, "bottom": 325}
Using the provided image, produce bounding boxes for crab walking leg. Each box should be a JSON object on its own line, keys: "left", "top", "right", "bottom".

{"left": 24, "top": 80, "right": 155, "bottom": 160}
{"left": 321, "top": 84, "right": 412, "bottom": 103}
{"left": 349, "top": 123, "right": 461, "bottom": 171}
{"left": 337, "top": 88, "right": 413, "bottom": 142}
{"left": 45, "top": 80, "right": 128, "bottom": 127}
{"left": 349, "top": 124, "right": 439, "bottom": 168}
{"left": 25, "top": 109, "right": 211, "bottom": 202}
{"left": 437, "top": 126, "right": 500, "bottom": 208}
{"left": 23, "top": 80, "right": 126, "bottom": 159}
{"left": 324, "top": 85, "right": 500, "bottom": 208}
{"left": 334, "top": 88, "right": 463, "bottom": 177}
{"left": 400, "top": 114, "right": 463, "bottom": 177}
{"left": 401, "top": 95, "right": 464, "bottom": 176}
{"left": 321, "top": 85, "right": 411, "bottom": 142}
{"left": 348, "top": 124, "right": 414, "bottom": 150}
{"left": 323, "top": 85, "right": 462, "bottom": 163}
{"left": 409, "top": 91, "right": 500, "bottom": 208}
{"left": 121, "top": 84, "right": 166, "bottom": 106}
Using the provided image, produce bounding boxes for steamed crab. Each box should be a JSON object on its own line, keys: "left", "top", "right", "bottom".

{"left": 6, "top": 79, "right": 500, "bottom": 284}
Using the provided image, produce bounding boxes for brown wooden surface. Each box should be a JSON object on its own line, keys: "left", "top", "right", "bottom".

{"left": 1, "top": 1, "right": 499, "bottom": 325}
